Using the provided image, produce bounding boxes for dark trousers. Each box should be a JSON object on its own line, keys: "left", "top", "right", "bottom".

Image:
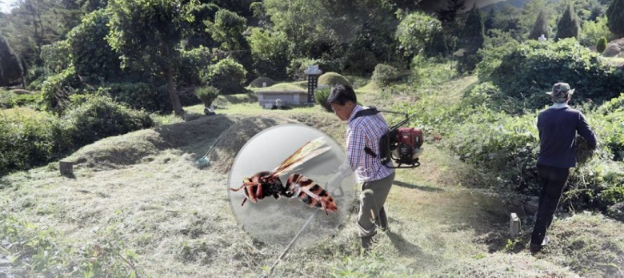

{"left": 531, "top": 164, "right": 570, "bottom": 246}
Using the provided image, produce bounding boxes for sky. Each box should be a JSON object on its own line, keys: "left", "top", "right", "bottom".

{"left": 0, "top": 0, "right": 18, "bottom": 13}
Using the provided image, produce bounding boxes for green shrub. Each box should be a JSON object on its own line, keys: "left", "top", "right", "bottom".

{"left": 411, "top": 55, "right": 458, "bottom": 86}
{"left": 62, "top": 95, "right": 153, "bottom": 147}
{"left": 443, "top": 110, "right": 541, "bottom": 193}
{"left": 40, "top": 40, "right": 72, "bottom": 76}
{"left": 249, "top": 28, "right": 290, "bottom": 80}
{"left": 194, "top": 86, "right": 219, "bottom": 107}
{"left": 179, "top": 46, "right": 213, "bottom": 87}
{"left": 41, "top": 66, "right": 81, "bottom": 114}
{"left": 596, "top": 93, "right": 624, "bottom": 115}
{"left": 287, "top": 58, "right": 319, "bottom": 81}
{"left": 67, "top": 9, "right": 123, "bottom": 82}
{"left": 318, "top": 72, "right": 351, "bottom": 87}
{"left": 99, "top": 82, "right": 166, "bottom": 112}
{"left": 202, "top": 57, "right": 247, "bottom": 94}
{"left": 372, "top": 64, "right": 401, "bottom": 86}
{"left": 343, "top": 49, "right": 378, "bottom": 75}
{"left": 0, "top": 90, "right": 16, "bottom": 109}
{"left": 314, "top": 87, "right": 332, "bottom": 112}
{"left": 596, "top": 37, "right": 608, "bottom": 53}
{"left": 484, "top": 39, "right": 624, "bottom": 110}
{"left": 0, "top": 109, "right": 67, "bottom": 175}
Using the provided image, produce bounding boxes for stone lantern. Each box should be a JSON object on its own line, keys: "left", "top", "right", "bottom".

{"left": 304, "top": 65, "right": 322, "bottom": 104}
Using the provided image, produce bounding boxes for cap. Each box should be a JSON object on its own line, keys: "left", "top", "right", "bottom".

{"left": 546, "top": 82, "right": 575, "bottom": 99}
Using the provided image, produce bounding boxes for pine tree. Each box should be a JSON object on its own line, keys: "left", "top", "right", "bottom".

{"left": 461, "top": 4, "right": 485, "bottom": 54}
{"left": 0, "top": 35, "right": 23, "bottom": 86}
{"left": 607, "top": 0, "right": 624, "bottom": 37}
{"left": 555, "top": 1, "right": 580, "bottom": 40}
{"left": 484, "top": 8, "right": 495, "bottom": 33}
{"left": 528, "top": 10, "right": 550, "bottom": 40}
{"left": 438, "top": 0, "right": 466, "bottom": 30}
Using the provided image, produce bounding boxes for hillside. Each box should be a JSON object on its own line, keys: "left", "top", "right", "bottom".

{"left": 1, "top": 76, "right": 623, "bottom": 277}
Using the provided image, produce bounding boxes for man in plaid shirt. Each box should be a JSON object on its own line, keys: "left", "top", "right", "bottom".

{"left": 327, "top": 84, "right": 395, "bottom": 251}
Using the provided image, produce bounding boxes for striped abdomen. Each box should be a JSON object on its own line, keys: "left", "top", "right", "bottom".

{"left": 286, "top": 174, "right": 337, "bottom": 213}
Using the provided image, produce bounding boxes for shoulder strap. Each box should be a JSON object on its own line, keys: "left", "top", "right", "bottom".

{"left": 350, "top": 106, "right": 379, "bottom": 123}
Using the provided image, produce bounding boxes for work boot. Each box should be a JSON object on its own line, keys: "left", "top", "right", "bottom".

{"left": 360, "top": 235, "right": 375, "bottom": 255}
{"left": 530, "top": 236, "right": 550, "bottom": 254}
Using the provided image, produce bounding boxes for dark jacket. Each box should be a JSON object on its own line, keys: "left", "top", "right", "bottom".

{"left": 537, "top": 105, "right": 597, "bottom": 168}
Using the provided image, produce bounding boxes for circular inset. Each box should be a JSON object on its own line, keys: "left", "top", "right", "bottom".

{"left": 228, "top": 124, "right": 354, "bottom": 247}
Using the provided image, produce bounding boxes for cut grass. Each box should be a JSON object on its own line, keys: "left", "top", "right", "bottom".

{"left": 1, "top": 74, "right": 624, "bottom": 277}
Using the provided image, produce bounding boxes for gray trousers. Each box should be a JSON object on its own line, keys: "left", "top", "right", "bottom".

{"left": 357, "top": 172, "right": 395, "bottom": 238}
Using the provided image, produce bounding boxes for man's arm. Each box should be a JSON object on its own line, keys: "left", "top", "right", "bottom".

{"left": 577, "top": 113, "right": 597, "bottom": 150}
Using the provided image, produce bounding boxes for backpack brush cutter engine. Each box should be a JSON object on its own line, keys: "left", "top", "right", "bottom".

{"left": 353, "top": 106, "right": 424, "bottom": 169}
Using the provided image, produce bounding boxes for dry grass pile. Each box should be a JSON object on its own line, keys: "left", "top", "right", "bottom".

{"left": 433, "top": 253, "right": 580, "bottom": 278}
{"left": 537, "top": 213, "right": 624, "bottom": 278}
{"left": 63, "top": 115, "right": 236, "bottom": 171}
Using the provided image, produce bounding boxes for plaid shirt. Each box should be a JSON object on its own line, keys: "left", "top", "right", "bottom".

{"left": 346, "top": 105, "right": 394, "bottom": 183}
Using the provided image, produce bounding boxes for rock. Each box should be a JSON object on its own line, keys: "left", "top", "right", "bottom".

{"left": 607, "top": 202, "right": 624, "bottom": 221}
{"left": 603, "top": 38, "right": 624, "bottom": 58}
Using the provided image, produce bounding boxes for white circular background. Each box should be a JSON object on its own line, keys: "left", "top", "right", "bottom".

{"left": 228, "top": 124, "right": 355, "bottom": 247}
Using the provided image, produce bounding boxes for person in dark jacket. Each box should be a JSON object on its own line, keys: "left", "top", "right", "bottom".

{"left": 530, "top": 82, "right": 597, "bottom": 253}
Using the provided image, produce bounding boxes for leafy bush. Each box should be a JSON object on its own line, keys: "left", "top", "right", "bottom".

{"left": 318, "top": 72, "right": 351, "bottom": 87}
{"left": 314, "top": 87, "right": 332, "bottom": 112}
{"left": 41, "top": 66, "right": 81, "bottom": 114}
{"left": 343, "top": 49, "right": 377, "bottom": 75}
{"left": 396, "top": 11, "right": 443, "bottom": 58}
{"left": 194, "top": 86, "right": 219, "bottom": 107}
{"left": 62, "top": 95, "right": 153, "bottom": 147}
{"left": 202, "top": 57, "right": 247, "bottom": 94}
{"left": 249, "top": 28, "right": 290, "bottom": 80}
{"left": 0, "top": 90, "right": 15, "bottom": 109}
{"left": 0, "top": 109, "right": 68, "bottom": 175}
{"left": 0, "top": 91, "right": 41, "bottom": 110}
{"left": 372, "top": 64, "right": 401, "bottom": 86}
{"left": 596, "top": 37, "right": 608, "bottom": 53}
{"left": 99, "top": 82, "right": 166, "bottom": 112}
{"left": 178, "top": 46, "right": 213, "bottom": 87}
{"left": 67, "top": 9, "right": 123, "bottom": 82}
{"left": 411, "top": 56, "right": 458, "bottom": 87}
{"left": 483, "top": 39, "right": 624, "bottom": 110}
{"left": 443, "top": 110, "right": 541, "bottom": 193}
{"left": 596, "top": 93, "right": 624, "bottom": 115}
{"left": 40, "top": 40, "right": 72, "bottom": 76}
{"left": 287, "top": 57, "right": 319, "bottom": 81}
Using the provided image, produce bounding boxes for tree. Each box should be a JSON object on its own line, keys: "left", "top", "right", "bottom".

{"left": 207, "top": 9, "right": 252, "bottom": 79}
{"left": 484, "top": 9, "right": 495, "bottom": 33}
{"left": 461, "top": 4, "right": 484, "bottom": 55}
{"left": 396, "top": 11, "right": 443, "bottom": 58}
{"left": 67, "top": 9, "right": 122, "bottom": 82}
{"left": 555, "top": 1, "right": 581, "bottom": 40}
{"left": 106, "top": 0, "right": 197, "bottom": 116}
{"left": 0, "top": 35, "right": 23, "bottom": 86}
{"left": 528, "top": 10, "right": 550, "bottom": 40}
{"left": 459, "top": 4, "right": 484, "bottom": 71}
{"left": 249, "top": 28, "right": 289, "bottom": 80}
{"left": 607, "top": 0, "right": 624, "bottom": 37}
{"left": 437, "top": 0, "right": 466, "bottom": 30}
